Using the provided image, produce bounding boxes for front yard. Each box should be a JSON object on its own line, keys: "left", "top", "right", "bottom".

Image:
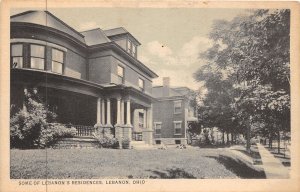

{"left": 10, "top": 147, "right": 265, "bottom": 179}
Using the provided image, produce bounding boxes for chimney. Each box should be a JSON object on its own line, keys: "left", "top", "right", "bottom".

{"left": 163, "top": 77, "right": 170, "bottom": 97}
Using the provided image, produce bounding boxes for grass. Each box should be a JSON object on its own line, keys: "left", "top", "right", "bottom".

{"left": 10, "top": 147, "right": 265, "bottom": 179}
{"left": 264, "top": 146, "right": 291, "bottom": 167}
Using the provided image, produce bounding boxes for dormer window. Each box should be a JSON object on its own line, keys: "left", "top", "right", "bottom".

{"left": 127, "top": 39, "right": 137, "bottom": 57}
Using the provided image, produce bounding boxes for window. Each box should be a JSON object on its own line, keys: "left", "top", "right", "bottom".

{"left": 52, "top": 49, "right": 64, "bottom": 74}
{"left": 127, "top": 39, "right": 132, "bottom": 53}
{"left": 11, "top": 44, "right": 23, "bottom": 68}
{"left": 174, "top": 121, "right": 182, "bottom": 135}
{"left": 132, "top": 44, "right": 137, "bottom": 57}
{"left": 175, "top": 140, "right": 181, "bottom": 144}
{"left": 30, "top": 45, "right": 45, "bottom": 70}
{"left": 117, "top": 65, "right": 124, "bottom": 84}
{"left": 138, "top": 112, "right": 144, "bottom": 128}
{"left": 154, "top": 122, "right": 162, "bottom": 135}
{"left": 138, "top": 78, "right": 145, "bottom": 91}
{"left": 155, "top": 140, "right": 161, "bottom": 145}
{"left": 174, "top": 100, "right": 182, "bottom": 114}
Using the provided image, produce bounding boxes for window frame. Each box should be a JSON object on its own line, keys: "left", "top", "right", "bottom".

{"left": 11, "top": 43, "right": 23, "bottom": 68}
{"left": 174, "top": 100, "right": 182, "bottom": 114}
{"left": 117, "top": 64, "right": 125, "bottom": 84}
{"left": 138, "top": 78, "right": 145, "bottom": 92}
{"left": 174, "top": 121, "right": 182, "bottom": 135}
{"left": 30, "top": 44, "right": 46, "bottom": 70}
{"left": 154, "top": 122, "right": 162, "bottom": 135}
{"left": 51, "top": 48, "right": 64, "bottom": 74}
{"left": 138, "top": 112, "right": 144, "bottom": 128}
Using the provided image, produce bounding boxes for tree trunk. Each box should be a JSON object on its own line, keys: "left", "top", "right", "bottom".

{"left": 277, "top": 129, "right": 280, "bottom": 154}
{"left": 226, "top": 132, "right": 229, "bottom": 145}
{"left": 222, "top": 131, "right": 225, "bottom": 145}
{"left": 246, "top": 126, "right": 251, "bottom": 154}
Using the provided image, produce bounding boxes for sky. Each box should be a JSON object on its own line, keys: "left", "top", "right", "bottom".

{"left": 11, "top": 8, "right": 246, "bottom": 90}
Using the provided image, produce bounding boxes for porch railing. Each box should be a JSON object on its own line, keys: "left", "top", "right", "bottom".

{"left": 65, "top": 124, "right": 96, "bottom": 137}
{"left": 132, "top": 132, "right": 143, "bottom": 141}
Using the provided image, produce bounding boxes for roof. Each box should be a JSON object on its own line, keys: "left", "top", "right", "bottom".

{"left": 80, "top": 28, "right": 111, "bottom": 46}
{"left": 11, "top": 11, "right": 85, "bottom": 44}
{"left": 152, "top": 86, "right": 193, "bottom": 99}
{"left": 104, "top": 27, "right": 141, "bottom": 45}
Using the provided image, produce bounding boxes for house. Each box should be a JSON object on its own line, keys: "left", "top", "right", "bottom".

{"left": 10, "top": 10, "right": 159, "bottom": 147}
{"left": 152, "top": 77, "right": 198, "bottom": 145}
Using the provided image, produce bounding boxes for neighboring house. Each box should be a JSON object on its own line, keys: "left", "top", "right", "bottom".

{"left": 152, "top": 77, "right": 198, "bottom": 145}
{"left": 10, "top": 11, "right": 158, "bottom": 146}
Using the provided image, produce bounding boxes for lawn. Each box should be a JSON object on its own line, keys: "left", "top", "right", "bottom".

{"left": 10, "top": 147, "right": 265, "bottom": 179}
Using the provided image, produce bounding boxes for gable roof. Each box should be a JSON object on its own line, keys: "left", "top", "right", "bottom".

{"left": 80, "top": 28, "right": 111, "bottom": 46}
{"left": 11, "top": 11, "right": 85, "bottom": 43}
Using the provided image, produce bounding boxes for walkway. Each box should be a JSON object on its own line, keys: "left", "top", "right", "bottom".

{"left": 256, "top": 143, "right": 289, "bottom": 179}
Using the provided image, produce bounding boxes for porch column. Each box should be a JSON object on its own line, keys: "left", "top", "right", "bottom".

{"left": 101, "top": 99, "right": 105, "bottom": 124}
{"left": 96, "top": 98, "right": 101, "bottom": 126}
{"left": 116, "top": 98, "right": 121, "bottom": 125}
{"left": 121, "top": 100, "right": 125, "bottom": 125}
{"left": 143, "top": 104, "right": 153, "bottom": 145}
{"left": 106, "top": 98, "right": 111, "bottom": 126}
{"left": 126, "top": 100, "right": 131, "bottom": 126}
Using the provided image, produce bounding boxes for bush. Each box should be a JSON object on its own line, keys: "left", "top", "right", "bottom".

{"left": 121, "top": 138, "right": 131, "bottom": 149}
{"left": 93, "top": 131, "right": 119, "bottom": 149}
{"left": 10, "top": 89, "right": 76, "bottom": 149}
{"left": 38, "top": 123, "right": 77, "bottom": 148}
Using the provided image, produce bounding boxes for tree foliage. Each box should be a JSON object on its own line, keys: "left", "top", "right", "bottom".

{"left": 194, "top": 9, "right": 290, "bottom": 147}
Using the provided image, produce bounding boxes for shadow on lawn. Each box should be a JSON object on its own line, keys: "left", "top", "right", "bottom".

{"left": 145, "top": 168, "right": 196, "bottom": 179}
{"left": 206, "top": 155, "right": 266, "bottom": 179}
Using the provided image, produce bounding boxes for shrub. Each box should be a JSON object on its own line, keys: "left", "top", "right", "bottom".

{"left": 121, "top": 138, "right": 131, "bottom": 149}
{"left": 10, "top": 89, "right": 76, "bottom": 149}
{"left": 93, "top": 131, "right": 119, "bottom": 149}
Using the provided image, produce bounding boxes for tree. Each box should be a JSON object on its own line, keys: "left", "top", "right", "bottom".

{"left": 194, "top": 9, "right": 290, "bottom": 153}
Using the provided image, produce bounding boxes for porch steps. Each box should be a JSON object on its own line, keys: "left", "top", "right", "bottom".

{"left": 130, "top": 141, "right": 153, "bottom": 150}
{"left": 52, "top": 137, "right": 98, "bottom": 149}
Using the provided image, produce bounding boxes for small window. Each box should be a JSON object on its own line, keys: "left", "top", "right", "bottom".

{"left": 11, "top": 44, "right": 23, "bottom": 68}
{"left": 52, "top": 49, "right": 64, "bottom": 74}
{"left": 117, "top": 65, "right": 124, "bottom": 84}
{"left": 127, "top": 39, "right": 132, "bottom": 53}
{"left": 138, "top": 78, "right": 145, "bottom": 91}
{"left": 132, "top": 44, "right": 137, "bottom": 57}
{"left": 30, "top": 45, "right": 45, "bottom": 70}
{"left": 174, "top": 121, "right": 182, "bottom": 135}
{"left": 156, "top": 140, "right": 161, "bottom": 145}
{"left": 174, "top": 100, "right": 182, "bottom": 114}
{"left": 175, "top": 140, "right": 181, "bottom": 144}
{"left": 138, "top": 112, "right": 144, "bottom": 128}
{"left": 154, "top": 122, "right": 162, "bottom": 135}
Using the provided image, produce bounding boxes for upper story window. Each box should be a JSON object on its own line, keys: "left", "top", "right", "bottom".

{"left": 127, "top": 39, "right": 137, "bottom": 58}
{"left": 52, "top": 48, "right": 64, "bottom": 74}
{"left": 117, "top": 65, "right": 124, "bottom": 84}
{"left": 30, "top": 44, "right": 45, "bottom": 70}
{"left": 174, "top": 121, "right": 182, "bottom": 135}
{"left": 174, "top": 100, "right": 182, "bottom": 114}
{"left": 127, "top": 39, "right": 132, "bottom": 54}
{"left": 11, "top": 44, "right": 23, "bottom": 68}
{"left": 154, "top": 122, "right": 162, "bottom": 135}
{"left": 138, "top": 78, "right": 145, "bottom": 92}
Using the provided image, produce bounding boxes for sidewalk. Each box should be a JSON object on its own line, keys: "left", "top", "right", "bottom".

{"left": 256, "top": 143, "right": 289, "bottom": 179}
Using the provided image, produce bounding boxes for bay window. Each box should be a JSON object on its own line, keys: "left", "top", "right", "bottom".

{"left": 52, "top": 48, "right": 64, "bottom": 74}
{"left": 30, "top": 44, "right": 45, "bottom": 70}
{"left": 11, "top": 44, "right": 23, "bottom": 68}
